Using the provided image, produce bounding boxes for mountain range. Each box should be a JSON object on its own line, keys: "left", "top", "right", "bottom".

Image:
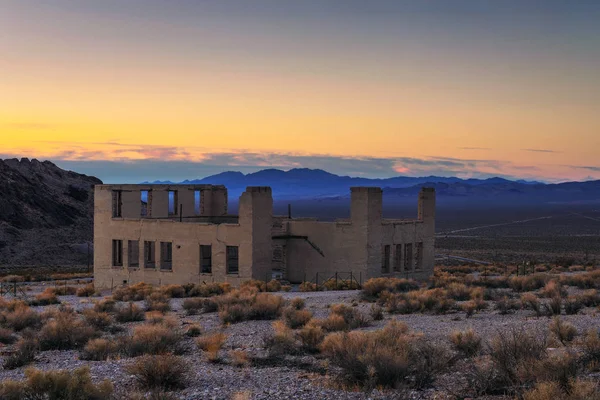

{"left": 144, "top": 168, "right": 600, "bottom": 206}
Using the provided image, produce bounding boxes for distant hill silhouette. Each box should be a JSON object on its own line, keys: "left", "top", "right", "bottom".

{"left": 144, "top": 168, "right": 600, "bottom": 206}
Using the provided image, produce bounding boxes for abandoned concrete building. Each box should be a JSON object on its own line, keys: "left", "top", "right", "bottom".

{"left": 93, "top": 184, "right": 436, "bottom": 289}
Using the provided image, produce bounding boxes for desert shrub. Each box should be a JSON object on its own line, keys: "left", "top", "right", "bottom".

{"left": 0, "top": 327, "right": 16, "bottom": 344}
{"left": 80, "top": 338, "right": 119, "bottom": 361}
{"left": 540, "top": 280, "right": 567, "bottom": 298}
{"left": 28, "top": 288, "right": 60, "bottom": 306}
{"left": 115, "top": 302, "right": 145, "bottom": 322}
{"left": 93, "top": 297, "right": 116, "bottom": 313}
{"left": 543, "top": 296, "right": 562, "bottom": 316}
{"left": 298, "top": 321, "right": 325, "bottom": 353}
{"left": 487, "top": 327, "right": 548, "bottom": 388}
{"left": 560, "top": 270, "right": 600, "bottom": 289}
{"left": 564, "top": 296, "right": 584, "bottom": 315}
{"left": 113, "top": 282, "right": 154, "bottom": 301}
{"left": 3, "top": 337, "right": 39, "bottom": 370}
{"left": 82, "top": 309, "right": 113, "bottom": 331}
{"left": 450, "top": 329, "right": 481, "bottom": 357}
{"left": 323, "top": 279, "right": 360, "bottom": 291}
{"left": 145, "top": 292, "right": 171, "bottom": 312}
{"left": 52, "top": 285, "right": 78, "bottom": 296}
{"left": 124, "top": 324, "right": 183, "bottom": 357}
{"left": 196, "top": 332, "right": 227, "bottom": 362}
{"left": 185, "top": 324, "right": 202, "bottom": 337}
{"left": 362, "top": 277, "right": 420, "bottom": 299}
{"left": 510, "top": 274, "right": 551, "bottom": 292}
{"left": 461, "top": 301, "right": 477, "bottom": 318}
{"left": 329, "top": 303, "right": 370, "bottom": 329}
{"left": 521, "top": 293, "right": 543, "bottom": 317}
{"left": 76, "top": 284, "right": 96, "bottom": 297}
{"left": 385, "top": 288, "right": 455, "bottom": 315}
{"left": 581, "top": 329, "right": 600, "bottom": 368}
{"left": 229, "top": 350, "right": 249, "bottom": 367}
{"left": 266, "top": 279, "right": 282, "bottom": 292}
{"left": 38, "top": 311, "right": 98, "bottom": 350}
{"left": 160, "top": 284, "right": 186, "bottom": 298}
{"left": 282, "top": 307, "right": 312, "bottom": 329}
{"left": 144, "top": 311, "right": 166, "bottom": 324}
{"left": 447, "top": 283, "right": 472, "bottom": 301}
{"left": 577, "top": 289, "right": 600, "bottom": 307}
{"left": 218, "top": 291, "right": 284, "bottom": 324}
{"left": 127, "top": 354, "right": 188, "bottom": 391}
{"left": 495, "top": 296, "right": 520, "bottom": 315}
{"left": 264, "top": 320, "right": 300, "bottom": 357}
{"left": 0, "top": 366, "right": 113, "bottom": 400}
{"left": 370, "top": 304, "right": 384, "bottom": 320}
{"left": 187, "top": 282, "right": 231, "bottom": 297}
{"left": 320, "top": 321, "right": 449, "bottom": 389}
{"left": 523, "top": 378, "right": 600, "bottom": 400}
{"left": 317, "top": 314, "right": 348, "bottom": 332}
{"left": 281, "top": 285, "right": 292, "bottom": 292}
{"left": 549, "top": 318, "right": 578, "bottom": 345}
{"left": 529, "top": 350, "right": 579, "bottom": 392}
{"left": 290, "top": 297, "right": 305, "bottom": 310}
{"left": 299, "top": 282, "right": 319, "bottom": 292}
{"left": 182, "top": 298, "right": 204, "bottom": 315}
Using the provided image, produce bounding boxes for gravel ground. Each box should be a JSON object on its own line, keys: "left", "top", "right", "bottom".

{"left": 1, "top": 284, "right": 599, "bottom": 399}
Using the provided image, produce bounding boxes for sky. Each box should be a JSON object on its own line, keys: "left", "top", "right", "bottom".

{"left": 1, "top": 0, "right": 599, "bottom": 183}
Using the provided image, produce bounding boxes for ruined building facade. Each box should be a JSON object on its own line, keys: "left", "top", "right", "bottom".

{"left": 93, "top": 185, "right": 436, "bottom": 288}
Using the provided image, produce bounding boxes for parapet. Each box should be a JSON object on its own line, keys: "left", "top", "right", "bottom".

{"left": 350, "top": 187, "right": 382, "bottom": 193}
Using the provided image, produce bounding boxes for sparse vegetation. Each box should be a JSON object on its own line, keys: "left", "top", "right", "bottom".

{"left": 450, "top": 329, "right": 481, "bottom": 357}
{"left": 127, "top": 355, "right": 189, "bottom": 390}
{"left": 196, "top": 332, "right": 227, "bottom": 362}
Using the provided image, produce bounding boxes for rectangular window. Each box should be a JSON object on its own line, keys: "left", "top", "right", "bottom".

{"left": 128, "top": 240, "right": 139, "bottom": 268}
{"left": 226, "top": 246, "right": 239, "bottom": 274}
{"left": 112, "top": 191, "right": 122, "bottom": 218}
{"left": 168, "top": 190, "right": 178, "bottom": 216}
{"left": 112, "top": 239, "right": 123, "bottom": 267}
{"left": 160, "top": 242, "right": 173, "bottom": 270}
{"left": 415, "top": 242, "right": 424, "bottom": 270}
{"left": 381, "top": 245, "right": 391, "bottom": 273}
{"left": 141, "top": 190, "right": 149, "bottom": 217}
{"left": 404, "top": 243, "right": 413, "bottom": 271}
{"left": 200, "top": 245, "right": 212, "bottom": 274}
{"left": 194, "top": 190, "right": 201, "bottom": 215}
{"left": 394, "top": 244, "right": 403, "bottom": 272}
{"left": 144, "top": 241, "right": 156, "bottom": 268}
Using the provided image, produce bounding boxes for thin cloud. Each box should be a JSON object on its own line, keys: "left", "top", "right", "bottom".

{"left": 522, "top": 148, "right": 561, "bottom": 153}
{"left": 570, "top": 165, "right": 600, "bottom": 172}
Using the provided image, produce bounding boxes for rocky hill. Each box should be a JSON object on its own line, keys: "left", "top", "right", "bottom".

{"left": 0, "top": 158, "right": 101, "bottom": 266}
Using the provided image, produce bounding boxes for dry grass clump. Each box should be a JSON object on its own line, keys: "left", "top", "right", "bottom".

{"left": 264, "top": 320, "right": 300, "bottom": 357}
{"left": 1, "top": 304, "right": 41, "bottom": 331}
{"left": 145, "top": 292, "right": 171, "bottom": 312}
{"left": 217, "top": 290, "right": 284, "bottom": 324}
{"left": 38, "top": 311, "right": 98, "bottom": 350}
{"left": 450, "top": 329, "right": 482, "bottom": 357}
{"left": 543, "top": 296, "right": 563, "bottom": 316}
{"left": 362, "top": 277, "right": 420, "bottom": 299}
{"left": 494, "top": 296, "right": 521, "bottom": 315}
{"left": 51, "top": 285, "right": 78, "bottom": 296}
{"left": 523, "top": 379, "right": 600, "bottom": 400}
{"left": 185, "top": 323, "right": 203, "bottom": 337}
{"left": 328, "top": 303, "right": 370, "bottom": 329}
{"left": 182, "top": 297, "right": 207, "bottom": 315}
{"left": 298, "top": 321, "right": 325, "bottom": 353}
{"left": 282, "top": 307, "right": 313, "bottom": 329}
{"left": 3, "top": 337, "right": 39, "bottom": 370}
{"left": 521, "top": 293, "right": 543, "bottom": 317}
{"left": 230, "top": 350, "right": 250, "bottom": 367}
{"left": 510, "top": 274, "right": 551, "bottom": 292}
{"left": 539, "top": 280, "right": 568, "bottom": 298}
{"left": 560, "top": 270, "right": 600, "bottom": 289}
{"left": 76, "top": 284, "right": 96, "bottom": 297}
{"left": 385, "top": 288, "right": 455, "bottom": 315}
{"left": 113, "top": 282, "right": 154, "bottom": 301}
{"left": 196, "top": 332, "right": 227, "bottom": 362}
{"left": 321, "top": 320, "right": 450, "bottom": 389}
{"left": 323, "top": 279, "right": 360, "bottom": 291}
{"left": 127, "top": 354, "right": 188, "bottom": 391}
{"left": 160, "top": 284, "right": 186, "bottom": 298}
{"left": 80, "top": 338, "right": 119, "bottom": 361}
{"left": 124, "top": 324, "right": 183, "bottom": 357}
{"left": 370, "top": 304, "right": 384, "bottom": 320}
{"left": 0, "top": 327, "right": 16, "bottom": 344}
{"left": 82, "top": 309, "right": 113, "bottom": 331}
{"left": 0, "top": 366, "right": 113, "bottom": 400}
{"left": 580, "top": 329, "right": 600, "bottom": 369}
{"left": 290, "top": 297, "right": 305, "bottom": 310}
{"left": 187, "top": 282, "right": 231, "bottom": 297}
{"left": 299, "top": 282, "right": 319, "bottom": 292}
{"left": 576, "top": 289, "right": 600, "bottom": 307}
{"left": 446, "top": 283, "right": 472, "bottom": 301}
{"left": 115, "top": 302, "right": 145, "bottom": 322}
{"left": 28, "top": 288, "right": 60, "bottom": 306}
{"left": 93, "top": 297, "right": 116, "bottom": 313}
{"left": 240, "top": 279, "right": 282, "bottom": 292}
{"left": 564, "top": 296, "right": 584, "bottom": 315}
